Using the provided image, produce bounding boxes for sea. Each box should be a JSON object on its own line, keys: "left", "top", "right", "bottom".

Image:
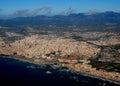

{"left": 0, "top": 55, "right": 120, "bottom": 86}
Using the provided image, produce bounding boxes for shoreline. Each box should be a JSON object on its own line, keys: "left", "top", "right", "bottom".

{"left": 0, "top": 54, "right": 120, "bottom": 85}
{"left": 76, "top": 71, "right": 120, "bottom": 85}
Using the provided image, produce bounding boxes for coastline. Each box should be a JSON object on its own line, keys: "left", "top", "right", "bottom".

{"left": 76, "top": 71, "right": 120, "bottom": 85}
{"left": 0, "top": 54, "right": 120, "bottom": 85}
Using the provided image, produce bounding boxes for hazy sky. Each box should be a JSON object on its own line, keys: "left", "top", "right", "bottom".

{"left": 0, "top": 0, "right": 120, "bottom": 17}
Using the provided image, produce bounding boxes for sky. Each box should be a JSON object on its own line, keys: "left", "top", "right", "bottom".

{"left": 0, "top": 0, "right": 120, "bottom": 18}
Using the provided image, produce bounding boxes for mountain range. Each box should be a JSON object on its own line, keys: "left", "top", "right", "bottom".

{"left": 0, "top": 11, "right": 120, "bottom": 27}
